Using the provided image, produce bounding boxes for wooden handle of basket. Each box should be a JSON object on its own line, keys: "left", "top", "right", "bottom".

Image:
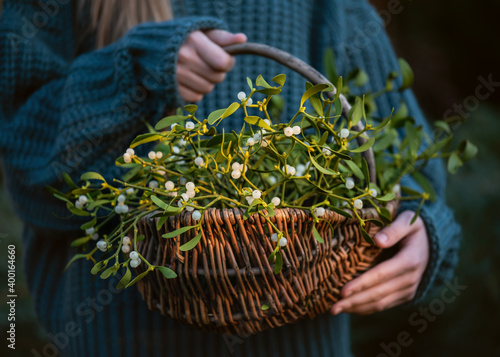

{"left": 224, "top": 42, "right": 376, "bottom": 183}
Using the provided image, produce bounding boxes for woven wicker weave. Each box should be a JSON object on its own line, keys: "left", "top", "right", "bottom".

{"left": 133, "top": 43, "right": 400, "bottom": 335}
{"left": 135, "top": 200, "right": 398, "bottom": 335}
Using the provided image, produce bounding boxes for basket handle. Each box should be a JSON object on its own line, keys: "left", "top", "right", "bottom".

{"left": 224, "top": 42, "right": 376, "bottom": 184}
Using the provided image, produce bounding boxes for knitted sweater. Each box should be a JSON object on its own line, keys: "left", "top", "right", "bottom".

{"left": 0, "top": 1, "right": 460, "bottom": 356}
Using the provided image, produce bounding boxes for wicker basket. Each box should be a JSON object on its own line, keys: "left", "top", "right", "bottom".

{"left": 133, "top": 43, "right": 400, "bottom": 336}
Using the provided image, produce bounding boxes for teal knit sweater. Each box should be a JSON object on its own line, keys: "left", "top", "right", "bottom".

{"left": 0, "top": 0, "right": 460, "bottom": 356}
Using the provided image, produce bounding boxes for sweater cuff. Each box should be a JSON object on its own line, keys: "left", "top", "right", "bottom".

{"left": 399, "top": 176, "right": 461, "bottom": 303}
{"left": 115, "top": 17, "right": 228, "bottom": 108}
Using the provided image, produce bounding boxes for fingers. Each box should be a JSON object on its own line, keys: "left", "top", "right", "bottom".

{"left": 343, "top": 286, "right": 417, "bottom": 315}
{"left": 176, "top": 30, "right": 246, "bottom": 102}
{"left": 205, "top": 29, "right": 247, "bottom": 47}
{"left": 331, "top": 271, "right": 419, "bottom": 315}
{"left": 189, "top": 31, "right": 236, "bottom": 72}
{"left": 374, "top": 210, "right": 424, "bottom": 248}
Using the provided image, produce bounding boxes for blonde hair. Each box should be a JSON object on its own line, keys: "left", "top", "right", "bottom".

{"left": 78, "top": 0, "right": 173, "bottom": 49}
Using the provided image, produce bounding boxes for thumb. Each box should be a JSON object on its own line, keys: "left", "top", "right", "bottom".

{"left": 205, "top": 29, "right": 247, "bottom": 47}
{"left": 374, "top": 210, "right": 421, "bottom": 248}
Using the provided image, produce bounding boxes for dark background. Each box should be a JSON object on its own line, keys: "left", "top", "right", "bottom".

{"left": 1, "top": 0, "right": 499, "bottom": 356}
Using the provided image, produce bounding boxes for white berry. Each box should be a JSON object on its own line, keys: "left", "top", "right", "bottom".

{"left": 322, "top": 147, "right": 332, "bottom": 156}
{"left": 156, "top": 151, "right": 163, "bottom": 159}
{"left": 121, "top": 245, "right": 131, "bottom": 254}
{"left": 78, "top": 195, "right": 88, "bottom": 205}
{"left": 126, "top": 148, "right": 135, "bottom": 156}
{"left": 165, "top": 181, "right": 175, "bottom": 191}
{"left": 247, "top": 138, "right": 256, "bottom": 146}
{"left": 284, "top": 127, "right": 294, "bottom": 137}
{"left": 194, "top": 157, "right": 205, "bottom": 167}
{"left": 117, "top": 194, "right": 126, "bottom": 203}
{"left": 314, "top": 207, "right": 326, "bottom": 217}
{"left": 130, "top": 259, "right": 141, "bottom": 268}
{"left": 246, "top": 98, "right": 253, "bottom": 106}
{"left": 232, "top": 162, "right": 242, "bottom": 171}
{"left": 237, "top": 91, "right": 247, "bottom": 101}
{"left": 271, "top": 197, "right": 281, "bottom": 206}
{"left": 340, "top": 128, "right": 350, "bottom": 139}
{"left": 354, "top": 199, "right": 363, "bottom": 210}
{"left": 192, "top": 210, "right": 202, "bottom": 220}
{"left": 271, "top": 233, "right": 278, "bottom": 242}
{"left": 186, "top": 182, "right": 195, "bottom": 191}
{"left": 129, "top": 251, "right": 139, "bottom": 260}
{"left": 279, "top": 237, "right": 287, "bottom": 247}
{"left": 252, "top": 190, "right": 261, "bottom": 199}
{"left": 185, "top": 121, "right": 195, "bottom": 130}
{"left": 345, "top": 177, "right": 355, "bottom": 190}
{"left": 96, "top": 240, "right": 107, "bottom": 252}
{"left": 85, "top": 227, "right": 95, "bottom": 235}
{"left": 370, "top": 189, "right": 378, "bottom": 197}
{"left": 123, "top": 153, "right": 131, "bottom": 163}
{"left": 148, "top": 180, "right": 158, "bottom": 189}
{"left": 186, "top": 190, "right": 196, "bottom": 198}
{"left": 122, "top": 236, "right": 131, "bottom": 245}
{"left": 126, "top": 188, "right": 135, "bottom": 195}
{"left": 231, "top": 170, "right": 241, "bottom": 179}
{"left": 148, "top": 151, "right": 156, "bottom": 160}
{"left": 91, "top": 233, "right": 99, "bottom": 241}
{"left": 186, "top": 206, "right": 194, "bottom": 212}
{"left": 292, "top": 125, "right": 301, "bottom": 135}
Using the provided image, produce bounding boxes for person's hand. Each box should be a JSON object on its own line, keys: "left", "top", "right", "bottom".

{"left": 176, "top": 29, "right": 247, "bottom": 103}
{"left": 330, "top": 210, "right": 430, "bottom": 315}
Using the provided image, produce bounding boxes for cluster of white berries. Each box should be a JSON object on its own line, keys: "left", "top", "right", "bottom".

{"left": 176, "top": 181, "right": 197, "bottom": 212}
{"left": 231, "top": 162, "right": 248, "bottom": 179}
{"left": 284, "top": 125, "right": 301, "bottom": 137}
{"left": 282, "top": 164, "right": 296, "bottom": 176}
{"left": 75, "top": 195, "right": 88, "bottom": 210}
{"left": 245, "top": 189, "right": 262, "bottom": 205}
{"left": 122, "top": 148, "right": 135, "bottom": 164}
{"left": 270, "top": 233, "right": 287, "bottom": 247}
{"left": 237, "top": 91, "right": 253, "bottom": 106}
{"left": 340, "top": 128, "right": 350, "bottom": 139}
{"left": 115, "top": 194, "right": 129, "bottom": 214}
{"left": 96, "top": 239, "right": 107, "bottom": 252}
{"left": 129, "top": 250, "right": 142, "bottom": 268}
{"left": 148, "top": 151, "right": 163, "bottom": 160}
{"left": 85, "top": 226, "right": 99, "bottom": 241}
{"left": 194, "top": 156, "right": 205, "bottom": 168}
{"left": 345, "top": 177, "right": 355, "bottom": 190}
{"left": 251, "top": 130, "right": 269, "bottom": 147}
{"left": 121, "top": 236, "right": 131, "bottom": 254}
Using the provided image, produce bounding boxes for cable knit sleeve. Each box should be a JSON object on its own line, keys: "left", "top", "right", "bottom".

{"left": 0, "top": 1, "right": 226, "bottom": 230}
{"left": 317, "top": 0, "right": 461, "bottom": 302}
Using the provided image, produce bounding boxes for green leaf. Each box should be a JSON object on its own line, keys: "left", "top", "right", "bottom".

{"left": 91, "top": 261, "right": 107, "bottom": 275}
{"left": 157, "top": 266, "right": 178, "bottom": 279}
{"left": 206, "top": 133, "right": 237, "bottom": 148}
{"left": 398, "top": 58, "right": 414, "bottom": 91}
{"left": 376, "top": 192, "right": 396, "bottom": 202}
{"left": 130, "top": 133, "right": 164, "bottom": 148}
{"left": 62, "top": 172, "right": 78, "bottom": 189}
{"left": 333, "top": 76, "right": 343, "bottom": 102}
{"left": 373, "top": 130, "right": 398, "bottom": 152}
{"left": 272, "top": 74, "right": 286, "bottom": 87}
{"left": 410, "top": 198, "right": 425, "bottom": 225}
{"left": 116, "top": 267, "right": 132, "bottom": 289}
{"left": 360, "top": 225, "right": 375, "bottom": 245}
{"left": 372, "top": 110, "right": 393, "bottom": 133}
{"left": 361, "top": 158, "right": 370, "bottom": 184}
{"left": 312, "top": 225, "right": 324, "bottom": 243}
{"left": 273, "top": 250, "right": 283, "bottom": 275}
{"left": 365, "top": 219, "right": 384, "bottom": 227}
{"left": 447, "top": 152, "right": 463, "bottom": 174}
{"left": 221, "top": 102, "right": 241, "bottom": 120}
{"left": 184, "top": 104, "right": 198, "bottom": 115}
{"left": 207, "top": 108, "right": 226, "bottom": 125}
{"left": 246, "top": 77, "right": 254, "bottom": 90}
{"left": 349, "top": 97, "right": 363, "bottom": 129}
{"left": 411, "top": 171, "right": 437, "bottom": 201}
{"left": 150, "top": 195, "right": 168, "bottom": 211}
{"left": 328, "top": 206, "right": 352, "bottom": 218}
{"left": 458, "top": 140, "right": 478, "bottom": 161}
{"left": 244, "top": 116, "right": 273, "bottom": 131}
{"left": 53, "top": 193, "right": 72, "bottom": 205}
{"left": 378, "top": 207, "right": 393, "bottom": 222}
{"left": 70, "top": 236, "right": 91, "bottom": 247}
{"left": 80, "top": 217, "right": 97, "bottom": 231}
{"left": 162, "top": 225, "right": 197, "bottom": 239}
{"left": 179, "top": 231, "right": 202, "bottom": 251}
{"left": 156, "top": 215, "right": 169, "bottom": 231}
{"left": 256, "top": 75, "right": 272, "bottom": 88}
{"left": 81, "top": 172, "right": 106, "bottom": 182}
{"left": 100, "top": 265, "right": 119, "bottom": 280}
{"left": 419, "top": 136, "right": 452, "bottom": 159}
{"left": 261, "top": 303, "right": 270, "bottom": 311}
{"left": 434, "top": 120, "right": 452, "bottom": 135}
{"left": 350, "top": 137, "right": 375, "bottom": 153}
{"left": 126, "top": 269, "right": 150, "bottom": 288}
{"left": 300, "top": 83, "right": 332, "bottom": 107}
{"left": 309, "top": 154, "right": 338, "bottom": 176}
{"left": 155, "top": 115, "right": 188, "bottom": 130}
{"left": 353, "top": 69, "right": 369, "bottom": 87}
{"left": 345, "top": 160, "right": 364, "bottom": 180}
{"left": 66, "top": 202, "right": 90, "bottom": 216}
{"left": 64, "top": 254, "right": 87, "bottom": 272}
{"left": 318, "top": 132, "right": 329, "bottom": 146}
